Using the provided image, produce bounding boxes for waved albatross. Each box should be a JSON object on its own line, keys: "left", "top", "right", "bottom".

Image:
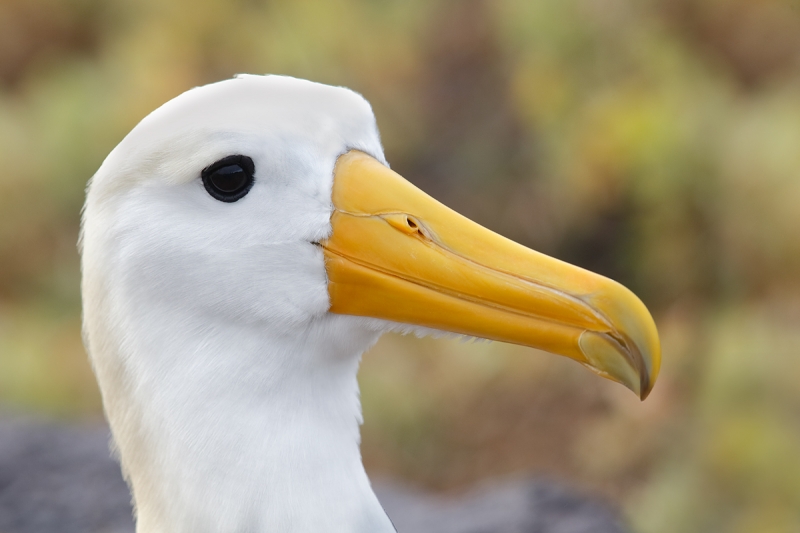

{"left": 80, "top": 74, "right": 660, "bottom": 533}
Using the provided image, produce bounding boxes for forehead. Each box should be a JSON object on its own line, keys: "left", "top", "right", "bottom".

{"left": 91, "top": 75, "right": 381, "bottom": 192}
{"left": 134, "top": 75, "right": 375, "bottom": 141}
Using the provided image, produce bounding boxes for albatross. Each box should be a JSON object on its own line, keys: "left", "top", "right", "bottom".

{"left": 80, "top": 74, "right": 660, "bottom": 533}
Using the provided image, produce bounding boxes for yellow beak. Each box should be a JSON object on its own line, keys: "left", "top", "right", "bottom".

{"left": 321, "top": 151, "right": 660, "bottom": 399}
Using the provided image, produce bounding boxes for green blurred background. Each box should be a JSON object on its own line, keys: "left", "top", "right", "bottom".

{"left": 1, "top": 0, "right": 799, "bottom": 531}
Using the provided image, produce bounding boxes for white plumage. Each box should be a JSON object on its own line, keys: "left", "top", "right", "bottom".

{"left": 81, "top": 74, "right": 659, "bottom": 533}
{"left": 82, "top": 75, "right": 395, "bottom": 532}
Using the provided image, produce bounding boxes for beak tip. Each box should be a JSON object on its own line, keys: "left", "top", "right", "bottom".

{"left": 635, "top": 343, "right": 660, "bottom": 401}
{"left": 578, "top": 322, "right": 660, "bottom": 401}
{"left": 638, "top": 329, "right": 661, "bottom": 401}
{"left": 639, "top": 349, "right": 660, "bottom": 401}
{"left": 580, "top": 283, "right": 661, "bottom": 402}
{"left": 639, "top": 376, "right": 654, "bottom": 401}
{"left": 631, "top": 338, "right": 660, "bottom": 401}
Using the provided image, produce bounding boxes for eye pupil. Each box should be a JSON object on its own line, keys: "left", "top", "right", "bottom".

{"left": 211, "top": 165, "right": 247, "bottom": 192}
{"left": 201, "top": 155, "right": 255, "bottom": 202}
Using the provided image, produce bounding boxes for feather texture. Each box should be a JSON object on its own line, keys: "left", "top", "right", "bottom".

{"left": 81, "top": 75, "right": 397, "bottom": 533}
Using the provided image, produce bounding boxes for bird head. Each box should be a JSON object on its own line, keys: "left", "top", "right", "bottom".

{"left": 82, "top": 74, "right": 659, "bottom": 402}
{"left": 80, "top": 74, "right": 660, "bottom": 531}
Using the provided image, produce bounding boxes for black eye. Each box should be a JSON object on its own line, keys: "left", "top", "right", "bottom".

{"left": 201, "top": 155, "right": 255, "bottom": 202}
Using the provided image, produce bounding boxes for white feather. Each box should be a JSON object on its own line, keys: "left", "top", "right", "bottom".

{"left": 81, "top": 75, "right": 399, "bottom": 533}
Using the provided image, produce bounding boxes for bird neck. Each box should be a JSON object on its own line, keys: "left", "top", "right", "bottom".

{"left": 94, "top": 307, "right": 393, "bottom": 533}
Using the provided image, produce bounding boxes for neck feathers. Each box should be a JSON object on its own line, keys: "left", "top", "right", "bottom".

{"left": 84, "top": 290, "right": 392, "bottom": 532}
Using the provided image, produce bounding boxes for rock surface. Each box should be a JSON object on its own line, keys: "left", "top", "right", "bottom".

{"left": 0, "top": 417, "right": 629, "bottom": 533}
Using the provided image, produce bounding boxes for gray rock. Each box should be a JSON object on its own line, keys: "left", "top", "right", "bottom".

{"left": 0, "top": 418, "right": 629, "bottom": 533}
{"left": 376, "top": 479, "right": 629, "bottom": 533}
{"left": 0, "top": 417, "right": 133, "bottom": 533}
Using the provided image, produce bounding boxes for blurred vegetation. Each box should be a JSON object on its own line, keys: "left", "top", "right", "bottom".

{"left": 0, "top": 0, "right": 799, "bottom": 531}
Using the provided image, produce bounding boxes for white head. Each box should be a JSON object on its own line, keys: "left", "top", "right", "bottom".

{"left": 81, "top": 75, "right": 659, "bottom": 533}
{"left": 82, "top": 75, "right": 393, "bottom": 533}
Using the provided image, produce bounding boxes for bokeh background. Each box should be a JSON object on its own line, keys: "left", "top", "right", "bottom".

{"left": 1, "top": 0, "right": 799, "bottom": 531}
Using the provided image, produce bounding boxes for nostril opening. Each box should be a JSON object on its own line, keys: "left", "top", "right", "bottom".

{"left": 406, "top": 217, "right": 418, "bottom": 229}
